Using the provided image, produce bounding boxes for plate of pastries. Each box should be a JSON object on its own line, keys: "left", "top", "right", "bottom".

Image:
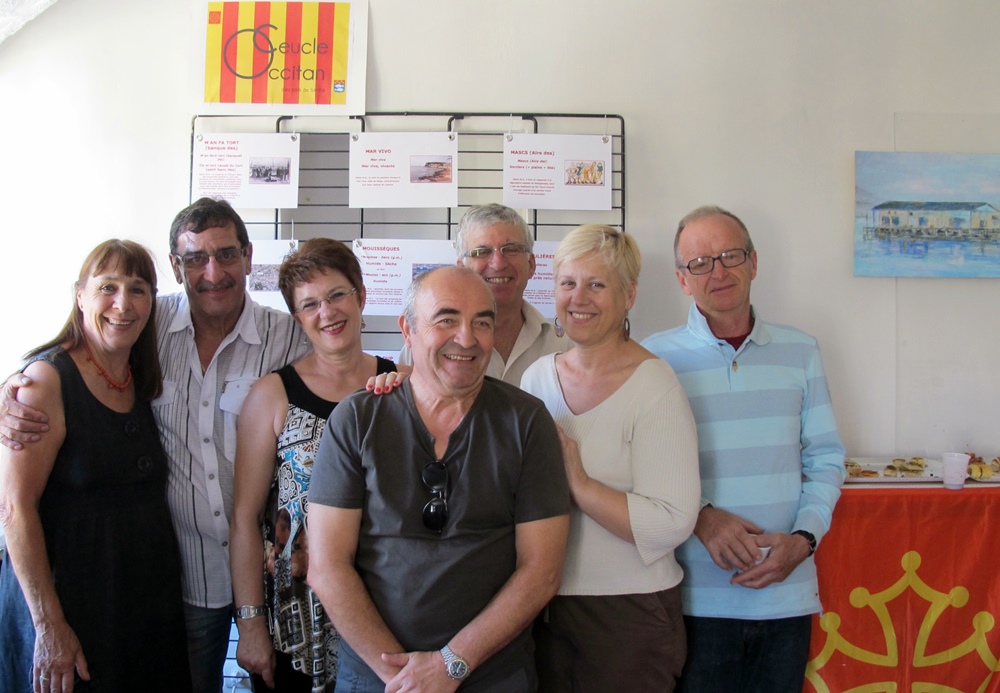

{"left": 965, "top": 453, "right": 1000, "bottom": 482}
{"left": 843, "top": 456, "right": 940, "bottom": 483}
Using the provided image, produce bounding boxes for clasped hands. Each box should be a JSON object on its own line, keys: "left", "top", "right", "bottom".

{"left": 694, "top": 506, "right": 812, "bottom": 590}
{"left": 381, "top": 650, "right": 461, "bottom": 693}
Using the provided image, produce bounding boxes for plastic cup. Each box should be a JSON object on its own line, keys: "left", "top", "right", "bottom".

{"left": 942, "top": 452, "right": 970, "bottom": 490}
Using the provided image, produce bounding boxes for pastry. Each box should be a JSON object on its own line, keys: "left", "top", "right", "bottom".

{"left": 969, "top": 462, "right": 994, "bottom": 480}
{"left": 859, "top": 469, "right": 879, "bottom": 478}
{"left": 883, "top": 465, "right": 899, "bottom": 477}
{"left": 845, "top": 459, "right": 862, "bottom": 477}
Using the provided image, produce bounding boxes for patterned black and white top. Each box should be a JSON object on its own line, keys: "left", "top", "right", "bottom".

{"left": 264, "top": 357, "right": 395, "bottom": 689}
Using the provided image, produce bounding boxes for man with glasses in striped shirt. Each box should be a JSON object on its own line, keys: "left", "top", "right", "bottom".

{"left": 643, "top": 205, "right": 845, "bottom": 693}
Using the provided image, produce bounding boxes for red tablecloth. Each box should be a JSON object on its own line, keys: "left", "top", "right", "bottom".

{"left": 806, "top": 485, "right": 1000, "bottom": 692}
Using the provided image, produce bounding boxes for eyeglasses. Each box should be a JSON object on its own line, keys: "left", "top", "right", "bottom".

{"left": 173, "top": 246, "right": 246, "bottom": 270}
{"left": 463, "top": 243, "right": 528, "bottom": 260}
{"left": 680, "top": 248, "right": 751, "bottom": 275}
{"left": 421, "top": 461, "right": 449, "bottom": 533}
{"left": 295, "top": 288, "right": 359, "bottom": 315}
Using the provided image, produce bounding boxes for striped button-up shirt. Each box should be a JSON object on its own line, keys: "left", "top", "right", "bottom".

{"left": 154, "top": 292, "right": 309, "bottom": 607}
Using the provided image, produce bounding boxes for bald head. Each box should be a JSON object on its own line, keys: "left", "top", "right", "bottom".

{"left": 674, "top": 205, "right": 754, "bottom": 269}
{"left": 403, "top": 266, "right": 495, "bottom": 327}
{"left": 401, "top": 266, "right": 497, "bottom": 397}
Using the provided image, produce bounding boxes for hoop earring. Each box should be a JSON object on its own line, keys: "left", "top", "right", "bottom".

{"left": 623, "top": 313, "right": 631, "bottom": 341}
{"left": 553, "top": 317, "right": 564, "bottom": 338}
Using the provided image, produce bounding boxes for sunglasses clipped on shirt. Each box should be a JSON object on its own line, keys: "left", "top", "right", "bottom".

{"left": 421, "top": 461, "right": 449, "bottom": 533}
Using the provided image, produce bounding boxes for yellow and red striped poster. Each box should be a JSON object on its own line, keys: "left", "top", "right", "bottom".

{"left": 204, "top": 1, "right": 365, "bottom": 111}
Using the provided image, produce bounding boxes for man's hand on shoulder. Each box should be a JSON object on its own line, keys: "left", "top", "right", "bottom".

{"left": 694, "top": 505, "right": 765, "bottom": 573}
{"left": 0, "top": 373, "right": 50, "bottom": 450}
{"left": 382, "top": 651, "right": 461, "bottom": 693}
{"left": 730, "top": 530, "right": 813, "bottom": 590}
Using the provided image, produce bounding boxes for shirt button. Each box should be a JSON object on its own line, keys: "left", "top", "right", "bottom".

{"left": 202, "top": 401, "right": 209, "bottom": 407}
{"left": 136, "top": 456, "right": 153, "bottom": 473}
{"left": 214, "top": 510, "right": 221, "bottom": 517}
{"left": 222, "top": 541, "right": 229, "bottom": 548}
{"left": 209, "top": 473, "right": 215, "bottom": 480}
{"left": 203, "top": 437, "right": 210, "bottom": 444}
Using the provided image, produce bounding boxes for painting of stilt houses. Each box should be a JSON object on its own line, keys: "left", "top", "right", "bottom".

{"left": 855, "top": 152, "right": 1000, "bottom": 277}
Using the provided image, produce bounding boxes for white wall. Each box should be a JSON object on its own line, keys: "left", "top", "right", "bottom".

{"left": 1, "top": 0, "right": 997, "bottom": 457}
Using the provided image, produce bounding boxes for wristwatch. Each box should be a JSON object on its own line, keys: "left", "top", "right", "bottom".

{"left": 235, "top": 604, "right": 267, "bottom": 619}
{"left": 441, "top": 645, "right": 470, "bottom": 680}
{"left": 791, "top": 530, "right": 817, "bottom": 555}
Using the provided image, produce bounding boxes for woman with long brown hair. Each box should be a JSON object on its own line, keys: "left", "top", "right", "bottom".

{"left": 0, "top": 239, "right": 189, "bottom": 693}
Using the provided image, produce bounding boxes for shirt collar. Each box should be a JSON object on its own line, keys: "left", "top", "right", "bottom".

{"left": 519, "top": 299, "right": 549, "bottom": 339}
{"left": 687, "top": 303, "right": 771, "bottom": 348}
{"left": 165, "top": 291, "right": 262, "bottom": 345}
{"left": 166, "top": 293, "right": 193, "bottom": 334}
{"left": 232, "top": 293, "right": 264, "bottom": 345}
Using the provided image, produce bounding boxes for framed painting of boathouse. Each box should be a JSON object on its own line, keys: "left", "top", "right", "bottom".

{"left": 855, "top": 151, "right": 1000, "bottom": 277}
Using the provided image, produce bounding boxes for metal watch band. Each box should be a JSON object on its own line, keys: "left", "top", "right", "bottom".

{"left": 235, "top": 604, "right": 267, "bottom": 619}
{"left": 441, "top": 644, "right": 470, "bottom": 680}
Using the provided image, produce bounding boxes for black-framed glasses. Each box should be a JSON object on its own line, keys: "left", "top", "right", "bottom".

{"left": 680, "top": 248, "right": 751, "bottom": 275}
{"left": 173, "top": 246, "right": 246, "bottom": 270}
{"left": 463, "top": 243, "right": 528, "bottom": 260}
{"left": 421, "top": 461, "right": 449, "bottom": 533}
{"left": 295, "top": 288, "right": 359, "bottom": 315}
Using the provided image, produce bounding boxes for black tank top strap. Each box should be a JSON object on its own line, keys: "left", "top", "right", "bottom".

{"left": 375, "top": 356, "right": 397, "bottom": 376}
{"left": 275, "top": 357, "right": 398, "bottom": 419}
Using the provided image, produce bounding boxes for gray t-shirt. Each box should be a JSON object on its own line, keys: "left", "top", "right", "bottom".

{"left": 310, "top": 376, "right": 569, "bottom": 686}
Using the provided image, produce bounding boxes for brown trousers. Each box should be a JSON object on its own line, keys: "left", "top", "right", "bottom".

{"left": 534, "top": 586, "right": 686, "bottom": 693}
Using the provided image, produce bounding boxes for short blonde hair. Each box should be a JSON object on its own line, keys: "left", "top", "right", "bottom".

{"left": 554, "top": 224, "right": 641, "bottom": 291}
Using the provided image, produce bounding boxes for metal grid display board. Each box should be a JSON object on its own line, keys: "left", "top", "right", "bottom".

{"left": 191, "top": 112, "right": 625, "bottom": 243}
{"left": 190, "top": 112, "right": 625, "bottom": 349}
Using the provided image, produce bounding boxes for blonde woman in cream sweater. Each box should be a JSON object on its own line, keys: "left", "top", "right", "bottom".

{"left": 521, "top": 225, "right": 700, "bottom": 693}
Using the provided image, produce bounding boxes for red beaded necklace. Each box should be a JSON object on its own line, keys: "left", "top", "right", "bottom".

{"left": 84, "top": 342, "right": 133, "bottom": 392}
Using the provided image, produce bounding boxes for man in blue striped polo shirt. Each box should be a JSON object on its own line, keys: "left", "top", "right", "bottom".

{"left": 643, "top": 205, "right": 845, "bottom": 693}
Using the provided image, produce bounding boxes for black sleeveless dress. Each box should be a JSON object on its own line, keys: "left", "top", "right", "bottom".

{"left": 0, "top": 349, "right": 191, "bottom": 692}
